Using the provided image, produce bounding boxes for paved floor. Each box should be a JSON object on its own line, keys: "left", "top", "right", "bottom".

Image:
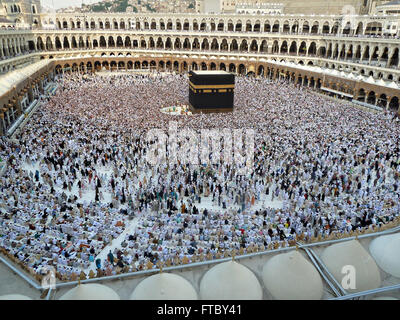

{"left": 0, "top": 261, "right": 42, "bottom": 299}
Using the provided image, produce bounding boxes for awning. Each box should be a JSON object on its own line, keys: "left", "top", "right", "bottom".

{"left": 321, "top": 87, "right": 353, "bottom": 98}
{"left": 0, "top": 59, "right": 51, "bottom": 98}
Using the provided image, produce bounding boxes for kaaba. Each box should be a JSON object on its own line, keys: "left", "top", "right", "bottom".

{"left": 189, "top": 71, "right": 235, "bottom": 113}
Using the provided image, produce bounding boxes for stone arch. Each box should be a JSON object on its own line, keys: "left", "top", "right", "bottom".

{"left": 260, "top": 40, "right": 268, "bottom": 53}
{"left": 176, "top": 19, "right": 182, "bottom": 31}
{"left": 227, "top": 19, "right": 234, "bottom": 31}
{"left": 389, "top": 48, "right": 399, "bottom": 67}
{"left": 217, "top": 19, "right": 224, "bottom": 31}
{"left": 63, "top": 36, "right": 70, "bottom": 49}
{"left": 36, "top": 36, "right": 44, "bottom": 50}
{"left": 250, "top": 39, "right": 258, "bottom": 52}
{"left": 365, "top": 21, "right": 382, "bottom": 36}
{"left": 245, "top": 20, "right": 252, "bottom": 32}
{"left": 160, "top": 19, "right": 165, "bottom": 30}
{"left": 389, "top": 96, "right": 399, "bottom": 112}
{"left": 289, "top": 41, "right": 297, "bottom": 54}
{"left": 311, "top": 21, "right": 319, "bottom": 34}
{"left": 238, "top": 64, "right": 246, "bottom": 75}
{"left": 183, "top": 38, "right": 190, "bottom": 49}
{"left": 342, "top": 21, "right": 352, "bottom": 35}
{"left": 211, "top": 38, "right": 219, "bottom": 51}
{"left": 264, "top": 20, "right": 271, "bottom": 32}
{"left": 240, "top": 39, "right": 248, "bottom": 52}
{"left": 302, "top": 21, "right": 310, "bottom": 33}
{"left": 108, "top": 36, "right": 115, "bottom": 47}
{"left": 257, "top": 65, "right": 264, "bottom": 76}
{"left": 367, "top": 91, "right": 376, "bottom": 104}
{"left": 235, "top": 20, "right": 242, "bottom": 32}
{"left": 201, "top": 38, "right": 209, "bottom": 50}
{"left": 283, "top": 20, "right": 290, "bottom": 33}
{"left": 125, "top": 36, "right": 131, "bottom": 48}
{"left": 378, "top": 93, "right": 387, "bottom": 108}
{"left": 174, "top": 38, "right": 181, "bottom": 50}
{"left": 355, "top": 22, "right": 363, "bottom": 35}
{"left": 165, "top": 37, "right": 172, "bottom": 49}
{"left": 45, "top": 36, "right": 53, "bottom": 50}
{"left": 272, "top": 20, "right": 280, "bottom": 33}
{"left": 291, "top": 21, "right": 299, "bottom": 33}
{"left": 183, "top": 19, "right": 190, "bottom": 31}
{"left": 322, "top": 21, "right": 330, "bottom": 34}
{"left": 114, "top": 36, "right": 122, "bottom": 48}
{"left": 220, "top": 39, "right": 228, "bottom": 51}
{"left": 192, "top": 38, "right": 200, "bottom": 50}
{"left": 149, "top": 37, "right": 155, "bottom": 48}
{"left": 299, "top": 41, "right": 307, "bottom": 55}
{"left": 331, "top": 22, "right": 339, "bottom": 34}
{"left": 346, "top": 44, "right": 353, "bottom": 59}
{"left": 280, "top": 41, "right": 288, "bottom": 54}
{"left": 157, "top": 37, "right": 165, "bottom": 49}
{"left": 362, "top": 46, "right": 370, "bottom": 61}
{"left": 71, "top": 36, "right": 77, "bottom": 48}
{"left": 272, "top": 40, "right": 279, "bottom": 54}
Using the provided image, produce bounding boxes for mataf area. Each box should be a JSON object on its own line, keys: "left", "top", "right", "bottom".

{"left": 0, "top": 71, "right": 400, "bottom": 300}
{"left": 1, "top": 0, "right": 400, "bottom": 301}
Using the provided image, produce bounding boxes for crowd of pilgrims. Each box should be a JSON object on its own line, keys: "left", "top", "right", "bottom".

{"left": 0, "top": 71, "right": 399, "bottom": 280}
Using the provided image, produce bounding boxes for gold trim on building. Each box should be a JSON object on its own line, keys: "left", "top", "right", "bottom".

{"left": 189, "top": 86, "right": 234, "bottom": 93}
{"left": 189, "top": 81, "right": 235, "bottom": 89}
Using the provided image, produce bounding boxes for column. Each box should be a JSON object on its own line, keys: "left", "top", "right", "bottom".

{"left": 0, "top": 113, "right": 4, "bottom": 136}
{"left": 39, "top": 80, "right": 44, "bottom": 94}
{"left": 386, "top": 96, "right": 391, "bottom": 110}
{"left": 5, "top": 107, "right": 10, "bottom": 126}
{"left": 28, "top": 87, "right": 34, "bottom": 103}
{"left": 16, "top": 96, "right": 23, "bottom": 116}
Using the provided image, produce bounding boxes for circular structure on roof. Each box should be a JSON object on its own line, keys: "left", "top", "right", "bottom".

{"left": 199, "top": 261, "right": 262, "bottom": 300}
{"left": 59, "top": 283, "right": 120, "bottom": 300}
{"left": 262, "top": 251, "right": 324, "bottom": 300}
{"left": 321, "top": 240, "right": 381, "bottom": 293}
{"left": 369, "top": 232, "right": 400, "bottom": 278}
{"left": 130, "top": 273, "right": 198, "bottom": 300}
{"left": 0, "top": 294, "right": 32, "bottom": 300}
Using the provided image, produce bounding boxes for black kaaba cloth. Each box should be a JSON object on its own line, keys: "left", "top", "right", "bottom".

{"left": 189, "top": 71, "right": 235, "bottom": 113}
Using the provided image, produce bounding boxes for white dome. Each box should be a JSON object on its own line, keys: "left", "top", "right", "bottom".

{"left": 321, "top": 240, "right": 381, "bottom": 293}
{"left": 59, "top": 284, "right": 120, "bottom": 300}
{"left": 369, "top": 233, "right": 400, "bottom": 278}
{"left": 262, "top": 251, "right": 324, "bottom": 300}
{"left": 200, "top": 261, "right": 262, "bottom": 300}
{"left": 130, "top": 273, "right": 198, "bottom": 300}
{"left": 0, "top": 294, "right": 32, "bottom": 300}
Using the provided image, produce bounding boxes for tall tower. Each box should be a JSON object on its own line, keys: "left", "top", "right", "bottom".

{"left": 1, "top": 0, "right": 42, "bottom": 26}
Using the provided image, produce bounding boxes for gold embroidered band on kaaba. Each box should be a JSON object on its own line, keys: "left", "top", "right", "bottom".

{"left": 189, "top": 81, "right": 234, "bottom": 93}
{"left": 189, "top": 81, "right": 235, "bottom": 89}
